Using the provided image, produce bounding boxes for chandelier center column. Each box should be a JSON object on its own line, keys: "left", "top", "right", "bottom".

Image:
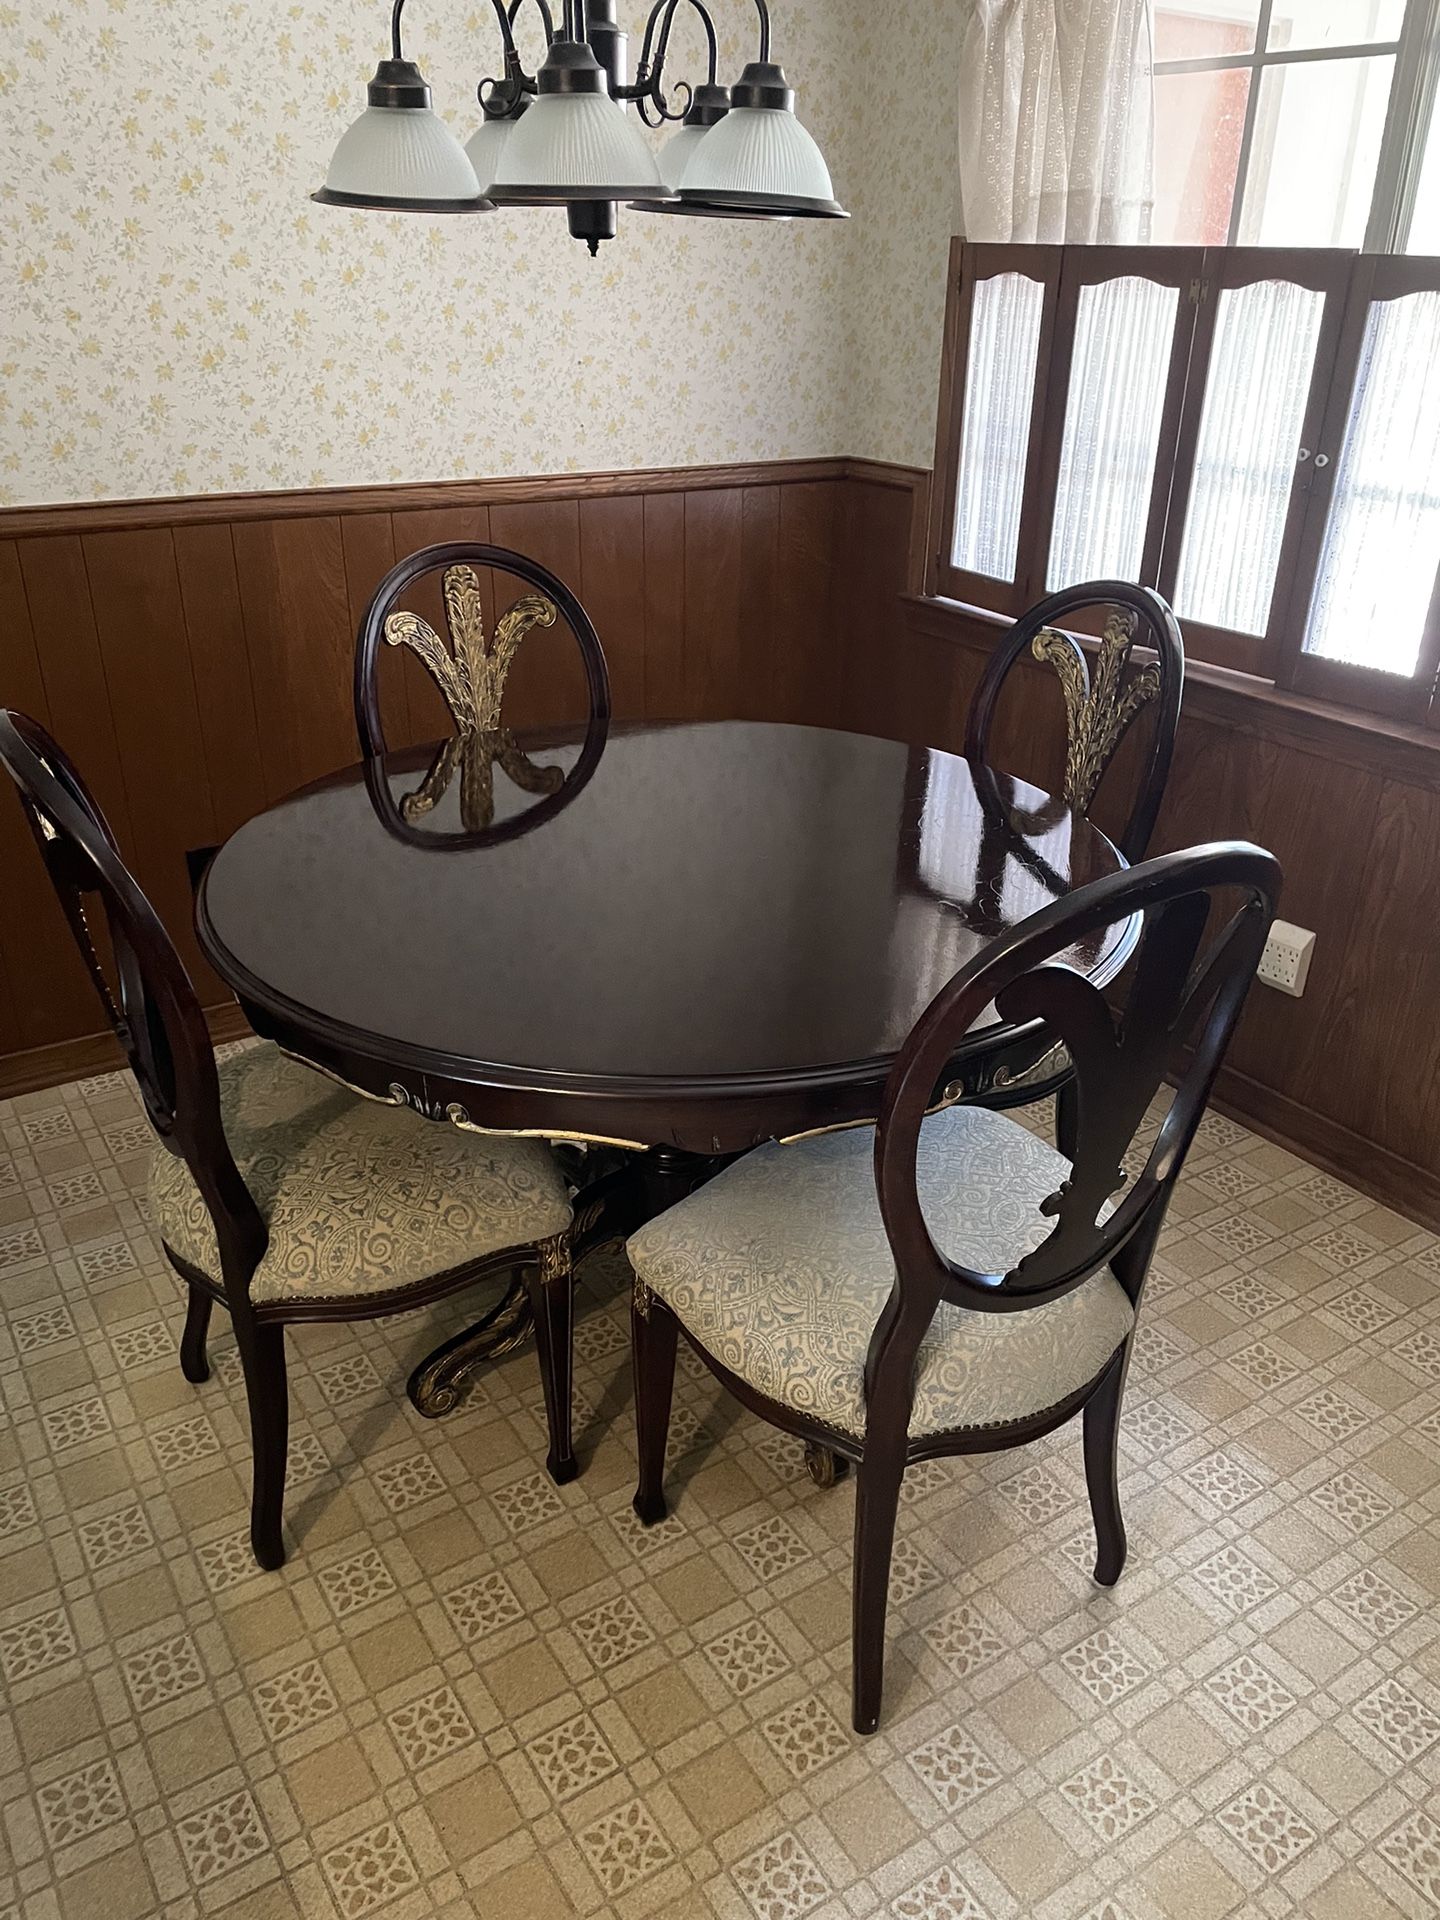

{"left": 569, "top": 0, "right": 625, "bottom": 252}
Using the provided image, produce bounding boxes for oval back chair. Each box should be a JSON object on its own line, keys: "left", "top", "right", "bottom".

{"left": 964, "top": 580, "right": 1184, "bottom": 866}
{"left": 964, "top": 580, "right": 1185, "bottom": 1127}
{"left": 628, "top": 839, "right": 1280, "bottom": 1731}
{"left": 0, "top": 709, "right": 579, "bottom": 1570}
{"left": 355, "top": 541, "right": 612, "bottom": 846}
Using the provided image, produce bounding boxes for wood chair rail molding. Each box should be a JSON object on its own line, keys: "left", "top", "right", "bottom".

{"left": 0, "top": 456, "right": 924, "bottom": 541}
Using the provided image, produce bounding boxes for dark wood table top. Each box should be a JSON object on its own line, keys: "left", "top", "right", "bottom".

{"left": 197, "top": 720, "right": 1134, "bottom": 1152}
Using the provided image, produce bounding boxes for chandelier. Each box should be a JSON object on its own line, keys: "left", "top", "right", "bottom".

{"left": 315, "top": 0, "right": 847, "bottom": 252}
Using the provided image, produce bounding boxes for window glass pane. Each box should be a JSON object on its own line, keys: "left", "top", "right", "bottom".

{"left": 1175, "top": 280, "right": 1324, "bottom": 635}
{"left": 951, "top": 274, "right": 1045, "bottom": 582}
{"left": 1238, "top": 55, "right": 1393, "bottom": 246}
{"left": 1156, "top": 1, "right": 1259, "bottom": 61}
{"left": 1154, "top": 68, "right": 1250, "bottom": 243}
{"left": 1407, "top": 96, "right": 1440, "bottom": 253}
{"left": 1305, "top": 292, "right": 1440, "bottom": 677}
{"left": 1265, "top": 0, "right": 1404, "bottom": 51}
{"left": 1048, "top": 277, "right": 1179, "bottom": 590}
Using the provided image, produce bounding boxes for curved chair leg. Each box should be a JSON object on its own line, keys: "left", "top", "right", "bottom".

{"left": 852, "top": 1444, "right": 906, "bottom": 1735}
{"left": 239, "top": 1323, "right": 289, "bottom": 1571}
{"left": 180, "top": 1284, "right": 213, "bottom": 1384}
{"left": 631, "top": 1287, "right": 678, "bottom": 1527}
{"left": 1083, "top": 1342, "right": 1131, "bottom": 1587}
{"left": 525, "top": 1235, "right": 578, "bottom": 1486}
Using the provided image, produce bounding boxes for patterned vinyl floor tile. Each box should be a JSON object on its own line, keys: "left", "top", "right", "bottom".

{"left": 1, "top": 1068, "right": 1439, "bottom": 1918}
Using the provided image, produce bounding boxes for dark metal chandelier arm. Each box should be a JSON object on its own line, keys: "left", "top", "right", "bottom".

{"left": 632, "top": 0, "right": 770, "bottom": 74}
{"left": 388, "top": 0, "right": 765, "bottom": 94}
{"left": 625, "top": 0, "right": 718, "bottom": 122}
{"left": 391, "top": 0, "right": 533, "bottom": 111}
{"left": 749, "top": 0, "right": 771, "bottom": 62}
{"left": 392, "top": 0, "right": 522, "bottom": 64}
{"left": 506, "top": 0, "right": 556, "bottom": 42}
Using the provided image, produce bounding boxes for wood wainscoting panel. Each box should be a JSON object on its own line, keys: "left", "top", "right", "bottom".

{"left": 5, "top": 534, "right": 146, "bottom": 1051}
{"left": 339, "top": 511, "right": 409, "bottom": 746}
{"left": 682, "top": 486, "right": 746, "bottom": 723}
{"left": 82, "top": 528, "right": 220, "bottom": 990}
{"left": 15, "top": 536, "right": 134, "bottom": 846}
{"left": 641, "top": 490, "right": 686, "bottom": 722}
{"left": 174, "top": 524, "right": 268, "bottom": 841}
{"left": 773, "top": 481, "right": 842, "bottom": 729}
{"left": 577, "top": 493, "right": 647, "bottom": 719}
{"left": 231, "top": 515, "right": 355, "bottom": 798}
{"left": 1324, "top": 777, "right": 1440, "bottom": 1170}
{"left": 0, "top": 539, "right": 72, "bottom": 1053}
{"left": 736, "top": 487, "right": 781, "bottom": 721}
{"left": 836, "top": 474, "right": 934, "bottom": 742}
{"left": 1152, "top": 721, "right": 1385, "bottom": 1144}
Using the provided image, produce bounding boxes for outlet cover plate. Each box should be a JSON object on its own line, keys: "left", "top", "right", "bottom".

{"left": 1258, "top": 918, "right": 1314, "bottom": 997}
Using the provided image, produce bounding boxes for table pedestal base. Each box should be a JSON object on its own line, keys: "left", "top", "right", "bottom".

{"left": 804, "top": 1444, "right": 850, "bottom": 1488}
{"left": 408, "top": 1277, "right": 534, "bottom": 1418}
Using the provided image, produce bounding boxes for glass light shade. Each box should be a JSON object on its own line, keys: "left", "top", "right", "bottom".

{"left": 317, "top": 104, "right": 488, "bottom": 211}
{"left": 463, "top": 113, "right": 514, "bottom": 195}
{"left": 657, "top": 122, "right": 708, "bottom": 193}
{"left": 677, "top": 102, "right": 845, "bottom": 217}
{"left": 629, "top": 118, "right": 792, "bottom": 219}
{"left": 488, "top": 88, "right": 667, "bottom": 202}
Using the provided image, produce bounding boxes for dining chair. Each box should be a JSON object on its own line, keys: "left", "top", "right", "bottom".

{"left": 964, "top": 579, "right": 1185, "bottom": 1138}
{"left": 354, "top": 539, "right": 612, "bottom": 835}
{"left": 352, "top": 540, "right": 614, "bottom": 1466}
{"left": 0, "top": 708, "right": 580, "bottom": 1571}
{"left": 627, "top": 840, "right": 1280, "bottom": 1733}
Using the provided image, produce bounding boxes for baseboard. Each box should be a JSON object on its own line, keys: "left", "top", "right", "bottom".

{"left": 0, "top": 1002, "right": 251, "bottom": 1101}
{"left": 1210, "top": 1062, "right": 1440, "bottom": 1235}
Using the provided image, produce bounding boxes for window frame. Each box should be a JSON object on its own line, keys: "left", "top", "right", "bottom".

{"left": 928, "top": 239, "right": 1440, "bottom": 725}
{"left": 1153, "top": 0, "right": 1440, "bottom": 252}
{"left": 1024, "top": 247, "right": 1203, "bottom": 605}
{"left": 1273, "top": 252, "right": 1440, "bottom": 720}
{"left": 929, "top": 240, "right": 1063, "bottom": 613}
{"left": 1156, "top": 247, "right": 1354, "bottom": 678}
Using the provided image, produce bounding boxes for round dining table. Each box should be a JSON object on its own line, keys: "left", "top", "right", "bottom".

{"left": 196, "top": 717, "right": 1136, "bottom": 1416}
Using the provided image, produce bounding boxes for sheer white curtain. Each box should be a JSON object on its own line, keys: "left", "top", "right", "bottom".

{"left": 959, "top": 0, "right": 1155, "bottom": 244}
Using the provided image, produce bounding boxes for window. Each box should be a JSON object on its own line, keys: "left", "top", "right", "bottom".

{"left": 1154, "top": 0, "right": 1440, "bottom": 252}
{"left": 929, "top": 241, "right": 1440, "bottom": 723}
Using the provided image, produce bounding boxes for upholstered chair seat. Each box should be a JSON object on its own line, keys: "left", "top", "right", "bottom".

{"left": 149, "top": 1045, "right": 573, "bottom": 1306}
{"left": 627, "top": 1106, "right": 1134, "bottom": 1440}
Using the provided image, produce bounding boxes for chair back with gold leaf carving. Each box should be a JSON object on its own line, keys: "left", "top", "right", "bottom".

{"left": 354, "top": 542, "right": 612, "bottom": 842}
{"left": 963, "top": 581, "right": 1183, "bottom": 863}
{"left": 0, "top": 710, "right": 267, "bottom": 1301}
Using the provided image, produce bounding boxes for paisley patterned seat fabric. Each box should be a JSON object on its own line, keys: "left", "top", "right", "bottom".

{"left": 149, "top": 1046, "right": 572, "bottom": 1305}
{"left": 627, "top": 1107, "right": 1134, "bottom": 1439}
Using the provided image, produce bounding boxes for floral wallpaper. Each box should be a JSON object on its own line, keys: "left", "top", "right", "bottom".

{"left": 842, "top": 0, "right": 962, "bottom": 478}
{"left": 0, "top": 0, "right": 953, "bottom": 507}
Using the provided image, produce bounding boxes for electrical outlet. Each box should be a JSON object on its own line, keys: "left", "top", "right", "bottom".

{"left": 1258, "top": 919, "right": 1314, "bottom": 997}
